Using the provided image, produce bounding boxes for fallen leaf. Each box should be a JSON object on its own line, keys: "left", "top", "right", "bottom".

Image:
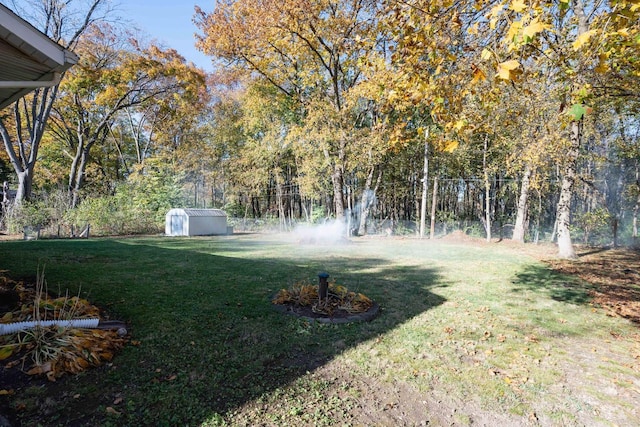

{"left": 0, "top": 346, "right": 13, "bottom": 361}
{"left": 106, "top": 407, "right": 121, "bottom": 415}
{"left": 0, "top": 389, "right": 14, "bottom": 395}
{"left": 113, "top": 397, "right": 123, "bottom": 405}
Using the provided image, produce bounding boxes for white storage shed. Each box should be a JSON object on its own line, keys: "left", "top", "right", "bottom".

{"left": 165, "top": 209, "right": 228, "bottom": 236}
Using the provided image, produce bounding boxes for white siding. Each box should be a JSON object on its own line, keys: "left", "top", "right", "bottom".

{"left": 165, "top": 209, "right": 228, "bottom": 236}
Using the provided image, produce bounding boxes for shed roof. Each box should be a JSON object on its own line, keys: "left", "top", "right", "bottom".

{"left": 175, "top": 209, "right": 227, "bottom": 217}
{"left": 0, "top": 3, "right": 79, "bottom": 110}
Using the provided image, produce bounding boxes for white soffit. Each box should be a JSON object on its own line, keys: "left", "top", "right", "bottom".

{"left": 0, "top": 3, "right": 78, "bottom": 109}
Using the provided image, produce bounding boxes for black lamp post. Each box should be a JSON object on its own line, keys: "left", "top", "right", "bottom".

{"left": 318, "top": 271, "right": 329, "bottom": 301}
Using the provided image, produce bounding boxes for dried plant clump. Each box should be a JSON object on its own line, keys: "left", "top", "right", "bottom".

{"left": 273, "top": 282, "right": 374, "bottom": 316}
{"left": 0, "top": 270, "right": 127, "bottom": 381}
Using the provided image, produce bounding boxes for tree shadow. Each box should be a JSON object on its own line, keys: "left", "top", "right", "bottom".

{"left": 0, "top": 236, "right": 446, "bottom": 425}
{"left": 511, "top": 263, "right": 593, "bottom": 305}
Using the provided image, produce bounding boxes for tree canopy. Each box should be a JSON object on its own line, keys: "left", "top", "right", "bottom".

{"left": 1, "top": 0, "right": 638, "bottom": 257}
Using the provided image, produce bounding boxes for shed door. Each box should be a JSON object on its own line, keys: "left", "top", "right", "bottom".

{"left": 170, "top": 215, "right": 184, "bottom": 235}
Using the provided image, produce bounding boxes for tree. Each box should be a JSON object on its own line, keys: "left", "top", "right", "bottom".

{"left": 195, "top": 0, "right": 381, "bottom": 219}
{"left": 48, "top": 23, "right": 206, "bottom": 207}
{"left": 478, "top": 0, "right": 640, "bottom": 257}
{"left": 0, "top": 0, "right": 110, "bottom": 203}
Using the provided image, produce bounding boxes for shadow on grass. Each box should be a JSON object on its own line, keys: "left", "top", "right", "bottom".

{"left": 0, "top": 236, "right": 445, "bottom": 426}
{"left": 511, "top": 263, "right": 593, "bottom": 305}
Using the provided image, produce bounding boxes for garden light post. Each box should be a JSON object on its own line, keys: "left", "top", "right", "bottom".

{"left": 318, "top": 272, "right": 329, "bottom": 301}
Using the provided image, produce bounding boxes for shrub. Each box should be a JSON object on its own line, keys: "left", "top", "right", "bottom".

{"left": 3, "top": 200, "right": 53, "bottom": 234}
{"left": 66, "top": 166, "right": 185, "bottom": 236}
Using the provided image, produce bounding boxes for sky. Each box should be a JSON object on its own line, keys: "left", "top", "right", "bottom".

{"left": 118, "top": 1, "right": 215, "bottom": 72}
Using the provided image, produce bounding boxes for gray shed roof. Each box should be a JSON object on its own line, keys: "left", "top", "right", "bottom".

{"left": 0, "top": 3, "right": 79, "bottom": 110}
{"left": 178, "top": 209, "right": 227, "bottom": 217}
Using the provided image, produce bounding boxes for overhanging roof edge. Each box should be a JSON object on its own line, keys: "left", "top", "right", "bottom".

{"left": 0, "top": 4, "right": 72, "bottom": 67}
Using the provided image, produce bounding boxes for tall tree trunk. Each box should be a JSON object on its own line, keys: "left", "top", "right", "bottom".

{"left": 483, "top": 135, "right": 491, "bottom": 242}
{"left": 331, "top": 164, "right": 345, "bottom": 219}
{"left": 1, "top": 181, "right": 9, "bottom": 215}
{"left": 275, "top": 173, "right": 286, "bottom": 231}
{"left": 70, "top": 144, "right": 93, "bottom": 208}
{"left": 556, "top": 0, "right": 588, "bottom": 258}
{"left": 556, "top": 119, "right": 581, "bottom": 259}
{"left": 512, "top": 163, "right": 533, "bottom": 243}
{"left": 358, "top": 168, "right": 382, "bottom": 236}
{"left": 1, "top": 88, "right": 56, "bottom": 203}
{"left": 420, "top": 129, "right": 429, "bottom": 238}
{"left": 430, "top": 176, "right": 438, "bottom": 239}
{"left": 324, "top": 139, "right": 346, "bottom": 219}
{"left": 68, "top": 137, "right": 84, "bottom": 207}
{"left": 15, "top": 170, "right": 33, "bottom": 203}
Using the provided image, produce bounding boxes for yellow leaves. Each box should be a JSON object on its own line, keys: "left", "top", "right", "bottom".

{"left": 573, "top": 29, "right": 597, "bottom": 50}
{"left": 471, "top": 65, "right": 487, "bottom": 85}
{"left": 595, "top": 54, "right": 610, "bottom": 74}
{"left": 488, "top": 4, "right": 505, "bottom": 29}
{"left": 496, "top": 60, "right": 521, "bottom": 80}
{"left": 481, "top": 48, "right": 493, "bottom": 61}
{"left": 510, "top": 0, "right": 527, "bottom": 13}
{"left": 615, "top": 28, "right": 630, "bottom": 37}
{"left": 439, "top": 140, "right": 459, "bottom": 153}
{"left": 522, "top": 18, "right": 549, "bottom": 40}
{"left": 454, "top": 120, "right": 466, "bottom": 131}
{"left": 507, "top": 21, "right": 523, "bottom": 42}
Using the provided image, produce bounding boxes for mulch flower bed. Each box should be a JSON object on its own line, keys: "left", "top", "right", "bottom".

{"left": 272, "top": 282, "right": 379, "bottom": 323}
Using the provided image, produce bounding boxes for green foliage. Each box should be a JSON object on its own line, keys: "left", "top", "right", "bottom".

{"left": 310, "top": 205, "right": 328, "bottom": 223}
{"left": 223, "top": 200, "right": 246, "bottom": 218}
{"left": 573, "top": 208, "right": 611, "bottom": 244}
{"left": 4, "top": 200, "right": 53, "bottom": 233}
{"left": 568, "top": 104, "right": 587, "bottom": 121}
{"left": 66, "top": 162, "right": 184, "bottom": 235}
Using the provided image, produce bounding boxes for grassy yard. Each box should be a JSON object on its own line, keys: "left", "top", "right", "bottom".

{"left": 1, "top": 234, "right": 639, "bottom": 426}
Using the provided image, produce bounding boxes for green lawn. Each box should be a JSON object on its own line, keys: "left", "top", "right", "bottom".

{"left": 1, "top": 234, "right": 638, "bottom": 426}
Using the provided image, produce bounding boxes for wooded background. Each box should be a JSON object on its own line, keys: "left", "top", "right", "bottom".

{"left": 0, "top": 0, "right": 638, "bottom": 257}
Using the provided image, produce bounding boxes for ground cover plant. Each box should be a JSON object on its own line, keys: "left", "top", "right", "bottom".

{"left": 0, "top": 234, "right": 639, "bottom": 426}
